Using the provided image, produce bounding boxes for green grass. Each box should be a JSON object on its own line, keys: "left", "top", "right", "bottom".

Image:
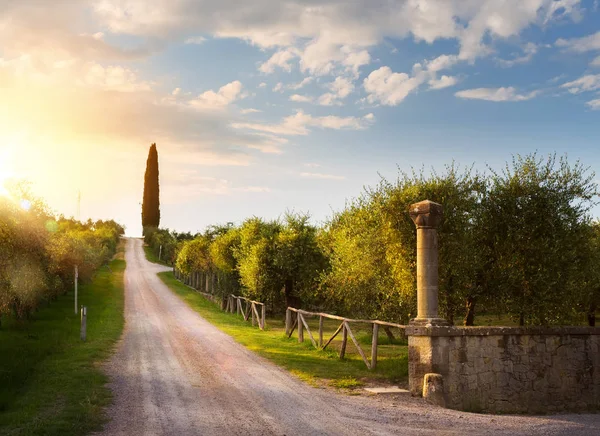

{"left": 0, "top": 256, "right": 126, "bottom": 436}
{"left": 329, "top": 377, "right": 365, "bottom": 389}
{"left": 157, "top": 271, "right": 408, "bottom": 389}
{"left": 143, "top": 244, "right": 170, "bottom": 266}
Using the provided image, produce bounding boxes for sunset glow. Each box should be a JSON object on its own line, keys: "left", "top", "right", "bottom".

{"left": 1, "top": 1, "right": 599, "bottom": 236}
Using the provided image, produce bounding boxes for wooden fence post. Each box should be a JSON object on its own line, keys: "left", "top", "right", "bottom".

{"left": 80, "top": 306, "right": 87, "bottom": 341}
{"left": 285, "top": 309, "right": 291, "bottom": 335}
{"left": 371, "top": 323, "right": 379, "bottom": 370}
{"left": 251, "top": 303, "right": 256, "bottom": 326}
{"left": 339, "top": 322, "right": 348, "bottom": 359}
{"left": 298, "top": 313, "right": 304, "bottom": 343}
{"left": 319, "top": 315, "right": 324, "bottom": 348}
{"left": 261, "top": 304, "right": 266, "bottom": 330}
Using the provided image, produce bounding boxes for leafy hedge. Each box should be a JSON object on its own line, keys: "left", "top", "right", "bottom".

{"left": 0, "top": 188, "right": 124, "bottom": 324}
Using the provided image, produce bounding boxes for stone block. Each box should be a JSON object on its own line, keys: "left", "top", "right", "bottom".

{"left": 423, "top": 373, "right": 445, "bottom": 407}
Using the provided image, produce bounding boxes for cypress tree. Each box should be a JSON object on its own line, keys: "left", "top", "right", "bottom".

{"left": 142, "top": 143, "right": 160, "bottom": 233}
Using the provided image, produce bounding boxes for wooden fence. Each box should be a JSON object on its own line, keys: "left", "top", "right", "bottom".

{"left": 173, "top": 268, "right": 266, "bottom": 331}
{"left": 225, "top": 295, "right": 266, "bottom": 330}
{"left": 286, "top": 307, "right": 405, "bottom": 370}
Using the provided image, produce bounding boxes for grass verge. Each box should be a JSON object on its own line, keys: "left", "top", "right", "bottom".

{"left": 157, "top": 271, "right": 408, "bottom": 390}
{"left": 0, "top": 256, "right": 125, "bottom": 435}
{"left": 142, "top": 244, "right": 170, "bottom": 267}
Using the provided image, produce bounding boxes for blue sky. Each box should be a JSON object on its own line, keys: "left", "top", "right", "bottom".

{"left": 1, "top": 0, "right": 599, "bottom": 235}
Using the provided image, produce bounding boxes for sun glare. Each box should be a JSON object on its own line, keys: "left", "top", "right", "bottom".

{"left": 0, "top": 142, "right": 19, "bottom": 198}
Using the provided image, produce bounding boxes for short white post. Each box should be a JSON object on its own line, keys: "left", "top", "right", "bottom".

{"left": 74, "top": 265, "right": 79, "bottom": 315}
{"left": 80, "top": 306, "right": 87, "bottom": 341}
{"left": 159, "top": 244, "right": 162, "bottom": 261}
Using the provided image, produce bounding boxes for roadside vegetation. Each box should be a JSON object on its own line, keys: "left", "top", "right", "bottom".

{"left": 0, "top": 182, "right": 124, "bottom": 325}
{"left": 0, "top": 252, "right": 125, "bottom": 435}
{"left": 0, "top": 182, "right": 126, "bottom": 435}
{"left": 158, "top": 271, "right": 408, "bottom": 388}
{"left": 147, "top": 153, "right": 600, "bottom": 327}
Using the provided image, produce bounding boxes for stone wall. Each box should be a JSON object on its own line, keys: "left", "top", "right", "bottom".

{"left": 406, "top": 326, "right": 600, "bottom": 413}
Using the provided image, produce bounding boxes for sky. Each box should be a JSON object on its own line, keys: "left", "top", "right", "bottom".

{"left": 0, "top": 0, "right": 599, "bottom": 236}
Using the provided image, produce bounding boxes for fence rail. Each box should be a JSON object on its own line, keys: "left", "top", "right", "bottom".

{"left": 173, "top": 268, "right": 404, "bottom": 361}
{"left": 286, "top": 307, "right": 406, "bottom": 370}
{"left": 226, "top": 295, "right": 266, "bottom": 330}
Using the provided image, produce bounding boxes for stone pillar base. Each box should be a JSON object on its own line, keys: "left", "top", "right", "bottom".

{"left": 409, "top": 318, "right": 450, "bottom": 327}
{"left": 407, "top": 327, "right": 451, "bottom": 397}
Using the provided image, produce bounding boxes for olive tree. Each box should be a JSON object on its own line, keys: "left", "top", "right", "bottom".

{"left": 478, "top": 153, "right": 597, "bottom": 325}
{"left": 320, "top": 164, "right": 485, "bottom": 325}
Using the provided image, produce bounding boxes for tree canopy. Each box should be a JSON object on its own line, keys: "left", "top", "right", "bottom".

{"left": 167, "top": 153, "right": 599, "bottom": 326}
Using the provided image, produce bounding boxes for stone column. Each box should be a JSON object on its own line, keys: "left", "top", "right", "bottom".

{"left": 407, "top": 200, "right": 450, "bottom": 397}
{"left": 409, "top": 200, "right": 447, "bottom": 326}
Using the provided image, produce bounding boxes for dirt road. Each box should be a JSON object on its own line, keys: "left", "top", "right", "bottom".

{"left": 100, "top": 238, "right": 600, "bottom": 435}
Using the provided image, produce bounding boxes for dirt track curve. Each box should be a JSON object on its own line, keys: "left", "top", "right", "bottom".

{"left": 100, "top": 238, "right": 600, "bottom": 435}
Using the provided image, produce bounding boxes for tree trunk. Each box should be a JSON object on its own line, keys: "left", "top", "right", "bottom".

{"left": 383, "top": 326, "right": 395, "bottom": 342}
{"left": 464, "top": 295, "right": 476, "bottom": 326}
{"left": 588, "top": 302, "right": 596, "bottom": 327}
{"left": 519, "top": 312, "right": 525, "bottom": 326}
{"left": 284, "top": 279, "right": 294, "bottom": 308}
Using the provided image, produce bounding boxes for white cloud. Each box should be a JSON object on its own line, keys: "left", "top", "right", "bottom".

{"left": 591, "top": 56, "right": 600, "bottom": 67}
{"left": 185, "top": 36, "right": 206, "bottom": 44}
{"left": 231, "top": 111, "right": 375, "bottom": 136}
{"left": 258, "top": 82, "right": 267, "bottom": 88}
{"left": 163, "top": 172, "right": 270, "bottom": 198}
{"left": 259, "top": 48, "right": 298, "bottom": 73}
{"left": 317, "top": 93, "right": 338, "bottom": 106}
{"left": 304, "top": 162, "right": 321, "bottom": 168}
{"left": 234, "top": 186, "right": 271, "bottom": 193}
{"left": 300, "top": 172, "right": 345, "bottom": 180}
{"left": 556, "top": 31, "right": 600, "bottom": 52}
{"left": 455, "top": 87, "right": 539, "bottom": 102}
{"left": 188, "top": 80, "right": 244, "bottom": 109}
{"left": 2, "top": 0, "right": 575, "bottom": 96}
{"left": 318, "top": 76, "right": 354, "bottom": 106}
{"left": 561, "top": 75, "right": 600, "bottom": 94}
{"left": 80, "top": 63, "right": 152, "bottom": 92}
{"left": 363, "top": 65, "right": 428, "bottom": 106}
{"left": 428, "top": 75, "right": 458, "bottom": 90}
{"left": 240, "top": 108, "right": 262, "bottom": 114}
{"left": 343, "top": 49, "right": 371, "bottom": 76}
{"left": 94, "top": 0, "right": 576, "bottom": 56}
{"left": 586, "top": 99, "right": 600, "bottom": 109}
{"left": 496, "top": 42, "right": 538, "bottom": 67}
{"left": 8, "top": 0, "right": 582, "bottom": 98}
{"left": 273, "top": 82, "right": 284, "bottom": 92}
{"left": 172, "top": 87, "right": 181, "bottom": 96}
{"left": 328, "top": 76, "right": 354, "bottom": 98}
{"left": 298, "top": 38, "right": 372, "bottom": 77}
{"left": 426, "top": 54, "right": 458, "bottom": 72}
{"left": 289, "top": 94, "right": 313, "bottom": 103}
{"left": 288, "top": 77, "right": 313, "bottom": 90}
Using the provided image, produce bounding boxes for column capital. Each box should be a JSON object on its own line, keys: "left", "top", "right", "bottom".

{"left": 409, "top": 200, "right": 443, "bottom": 229}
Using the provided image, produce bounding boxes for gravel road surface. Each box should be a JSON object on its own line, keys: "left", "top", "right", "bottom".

{"left": 100, "top": 238, "right": 600, "bottom": 435}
